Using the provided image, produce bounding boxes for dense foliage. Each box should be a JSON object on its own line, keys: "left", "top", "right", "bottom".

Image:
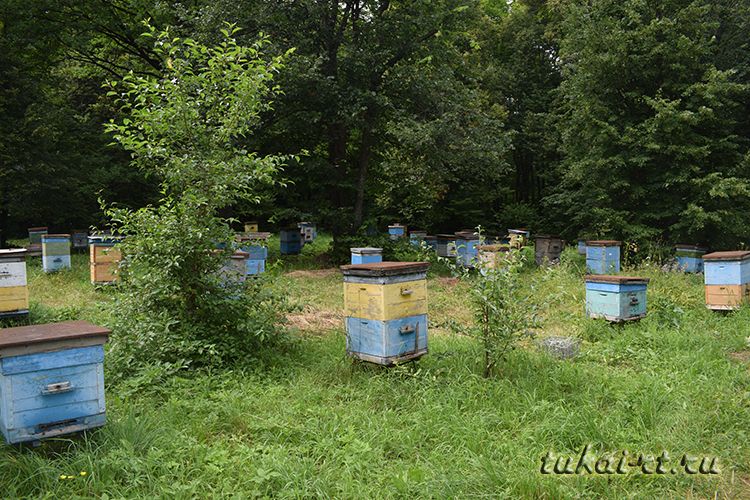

{"left": 1, "top": 0, "right": 750, "bottom": 249}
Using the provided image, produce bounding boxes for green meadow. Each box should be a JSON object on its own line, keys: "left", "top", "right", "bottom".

{"left": 0, "top": 236, "right": 748, "bottom": 498}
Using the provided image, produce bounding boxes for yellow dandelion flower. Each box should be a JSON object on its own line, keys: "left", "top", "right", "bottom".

{"left": 80, "top": 471, "right": 87, "bottom": 476}
{"left": 59, "top": 475, "right": 66, "bottom": 480}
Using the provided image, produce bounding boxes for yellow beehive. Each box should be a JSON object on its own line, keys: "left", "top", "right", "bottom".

{"left": 0, "top": 249, "right": 29, "bottom": 317}
{"left": 343, "top": 279, "right": 427, "bottom": 321}
{"left": 89, "top": 237, "right": 123, "bottom": 284}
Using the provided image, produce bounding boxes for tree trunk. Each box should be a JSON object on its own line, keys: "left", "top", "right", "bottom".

{"left": 0, "top": 177, "right": 7, "bottom": 248}
{"left": 353, "top": 106, "right": 377, "bottom": 229}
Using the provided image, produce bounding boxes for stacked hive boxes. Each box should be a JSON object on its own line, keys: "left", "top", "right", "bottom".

{"left": 26, "top": 227, "right": 47, "bottom": 257}
{"left": 454, "top": 231, "right": 479, "bottom": 268}
{"left": 0, "top": 320, "right": 110, "bottom": 444}
{"left": 476, "top": 244, "right": 510, "bottom": 273}
{"left": 508, "top": 229, "right": 530, "bottom": 249}
{"left": 42, "top": 234, "right": 71, "bottom": 273}
{"left": 351, "top": 248, "right": 383, "bottom": 265}
{"left": 298, "top": 222, "right": 317, "bottom": 244}
{"left": 221, "top": 251, "right": 249, "bottom": 285}
{"left": 703, "top": 251, "right": 750, "bottom": 310}
{"left": 0, "top": 249, "right": 29, "bottom": 318}
{"left": 89, "top": 236, "right": 123, "bottom": 285}
{"left": 238, "top": 232, "right": 270, "bottom": 276}
{"left": 585, "top": 275, "right": 649, "bottom": 322}
{"left": 675, "top": 244, "right": 708, "bottom": 273}
{"left": 585, "top": 240, "right": 621, "bottom": 274}
{"left": 341, "top": 262, "right": 429, "bottom": 365}
{"left": 534, "top": 235, "right": 564, "bottom": 266}
{"left": 388, "top": 224, "right": 406, "bottom": 240}
{"left": 280, "top": 228, "right": 303, "bottom": 255}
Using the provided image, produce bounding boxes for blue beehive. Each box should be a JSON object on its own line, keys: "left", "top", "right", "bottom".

{"left": 409, "top": 230, "right": 427, "bottom": 247}
{"left": 454, "top": 231, "right": 479, "bottom": 268}
{"left": 42, "top": 234, "right": 71, "bottom": 273}
{"left": 703, "top": 251, "right": 750, "bottom": 310}
{"left": 238, "top": 232, "right": 270, "bottom": 276}
{"left": 298, "top": 222, "right": 317, "bottom": 245}
{"left": 351, "top": 248, "right": 383, "bottom": 265}
{"left": 577, "top": 239, "right": 586, "bottom": 255}
{"left": 0, "top": 320, "right": 110, "bottom": 444}
{"left": 280, "top": 229, "right": 303, "bottom": 255}
{"left": 341, "top": 262, "right": 429, "bottom": 365}
{"left": 424, "top": 236, "right": 438, "bottom": 252}
{"left": 675, "top": 244, "right": 707, "bottom": 273}
{"left": 388, "top": 224, "right": 406, "bottom": 240}
{"left": 585, "top": 275, "right": 649, "bottom": 322}
{"left": 586, "top": 240, "right": 621, "bottom": 274}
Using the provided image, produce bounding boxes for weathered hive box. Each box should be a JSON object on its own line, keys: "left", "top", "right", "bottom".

{"left": 424, "top": 236, "right": 438, "bottom": 251}
{"left": 26, "top": 227, "right": 47, "bottom": 257}
{"left": 703, "top": 251, "right": 750, "bottom": 310}
{"left": 298, "top": 222, "right": 317, "bottom": 244}
{"left": 409, "top": 230, "right": 427, "bottom": 246}
{"left": 237, "top": 232, "right": 270, "bottom": 276}
{"left": 454, "top": 231, "right": 479, "bottom": 268}
{"left": 585, "top": 275, "right": 649, "bottom": 322}
{"left": 508, "top": 229, "right": 530, "bottom": 249}
{"left": 71, "top": 230, "right": 89, "bottom": 251}
{"left": 351, "top": 247, "right": 383, "bottom": 265}
{"left": 0, "top": 320, "right": 110, "bottom": 444}
{"left": 675, "top": 244, "right": 707, "bottom": 273}
{"left": 220, "top": 251, "right": 249, "bottom": 285}
{"left": 89, "top": 236, "right": 123, "bottom": 285}
{"left": 476, "top": 244, "right": 510, "bottom": 274}
{"left": 280, "top": 229, "right": 303, "bottom": 255}
{"left": 42, "top": 234, "right": 71, "bottom": 273}
{"left": 388, "top": 224, "right": 406, "bottom": 240}
{"left": 577, "top": 239, "right": 586, "bottom": 255}
{"left": 0, "top": 249, "right": 29, "bottom": 318}
{"left": 341, "top": 262, "right": 429, "bottom": 365}
{"left": 244, "top": 221, "right": 259, "bottom": 233}
{"left": 436, "top": 234, "right": 457, "bottom": 258}
{"left": 534, "top": 235, "right": 564, "bottom": 266}
{"left": 585, "top": 240, "right": 621, "bottom": 274}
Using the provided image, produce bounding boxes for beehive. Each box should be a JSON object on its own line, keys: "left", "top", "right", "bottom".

{"left": 89, "top": 236, "right": 123, "bottom": 285}
{"left": 341, "top": 262, "right": 429, "bottom": 365}
{"left": 423, "top": 236, "right": 438, "bottom": 252}
{"left": 220, "top": 251, "right": 249, "bottom": 285}
{"left": 476, "top": 244, "right": 510, "bottom": 274}
{"left": 409, "top": 230, "right": 427, "bottom": 247}
{"left": 0, "top": 249, "right": 29, "bottom": 318}
{"left": 436, "top": 234, "right": 457, "bottom": 258}
{"left": 71, "top": 230, "right": 89, "bottom": 251}
{"left": 577, "top": 239, "right": 586, "bottom": 255}
{"left": 675, "top": 244, "right": 708, "bottom": 273}
{"left": 244, "top": 221, "right": 259, "bottom": 233}
{"left": 508, "top": 229, "right": 530, "bottom": 249}
{"left": 585, "top": 275, "right": 649, "bottom": 322}
{"left": 703, "top": 251, "right": 750, "bottom": 310}
{"left": 534, "top": 235, "right": 564, "bottom": 266}
{"left": 26, "top": 227, "right": 47, "bottom": 257}
{"left": 237, "top": 232, "right": 270, "bottom": 276}
{"left": 0, "top": 320, "right": 110, "bottom": 444}
{"left": 388, "top": 224, "right": 406, "bottom": 240}
{"left": 280, "top": 229, "right": 302, "bottom": 255}
{"left": 351, "top": 248, "right": 383, "bottom": 265}
{"left": 298, "top": 222, "right": 317, "bottom": 244}
{"left": 585, "top": 240, "right": 621, "bottom": 274}
{"left": 454, "top": 231, "right": 480, "bottom": 268}
{"left": 42, "top": 234, "right": 71, "bottom": 273}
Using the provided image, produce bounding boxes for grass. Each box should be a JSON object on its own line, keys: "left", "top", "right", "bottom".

{"left": 0, "top": 241, "right": 749, "bottom": 498}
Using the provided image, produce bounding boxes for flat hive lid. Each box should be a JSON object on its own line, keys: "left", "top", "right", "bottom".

{"left": 534, "top": 234, "right": 562, "bottom": 239}
{"left": 0, "top": 248, "right": 27, "bottom": 257}
{"left": 586, "top": 240, "right": 621, "bottom": 246}
{"left": 341, "top": 261, "right": 429, "bottom": 276}
{"left": 675, "top": 244, "right": 707, "bottom": 250}
{"left": 231, "top": 251, "right": 249, "bottom": 259}
{"left": 477, "top": 244, "right": 510, "bottom": 252}
{"left": 28, "top": 227, "right": 48, "bottom": 231}
{"left": 350, "top": 247, "right": 382, "bottom": 254}
{"left": 43, "top": 234, "right": 70, "bottom": 238}
{"left": 238, "top": 232, "right": 271, "bottom": 241}
{"left": 585, "top": 275, "right": 649, "bottom": 284}
{"left": 424, "top": 235, "right": 437, "bottom": 240}
{"left": 0, "top": 321, "right": 110, "bottom": 350}
{"left": 436, "top": 233, "right": 457, "bottom": 239}
{"left": 702, "top": 250, "right": 750, "bottom": 261}
{"left": 454, "top": 232, "right": 479, "bottom": 240}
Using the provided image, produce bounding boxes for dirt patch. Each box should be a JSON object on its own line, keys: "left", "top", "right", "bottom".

{"left": 285, "top": 268, "right": 339, "bottom": 278}
{"left": 287, "top": 306, "right": 343, "bottom": 332}
{"left": 728, "top": 350, "right": 750, "bottom": 363}
{"left": 436, "top": 277, "right": 460, "bottom": 287}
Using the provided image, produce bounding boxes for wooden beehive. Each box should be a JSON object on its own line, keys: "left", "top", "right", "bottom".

{"left": 42, "top": 234, "right": 71, "bottom": 273}
{"left": 388, "top": 224, "right": 406, "bottom": 240}
{"left": 409, "top": 230, "right": 427, "bottom": 247}
{"left": 71, "top": 230, "right": 89, "bottom": 251}
{"left": 585, "top": 240, "right": 621, "bottom": 274}
{"left": 703, "top": 251, "right": 750, "bottom": 310}
{"left": 675, "top": 244, "right": 708, "bottom": 273}
{"left": 423, "top": 236, "right": 438, "bottom": 252}
{"left": 237, "top": 232, "right": 270, "bottom": 276}
{"left": 350, "top": 248, "right": 383, "bottom": 265}
{"left": 534, "top": 235, "right": 564, "bottom": 266}
{"left": 454, "top": 231, "right": 480, "bottom": 268}
{"left": 508, "top": 229, "right": 530, "bottom": 249}
{"left": 298, "top": 222, "right": 317, "bottom": 244}
{"left": 585, "top": 275, "right": 649, "bottom": 322}
{"left": 280, "top": 229, "right": 302, "bottom": 255}
{"left": 244, "top": 221, "right": 259, "bottom": 233}
{"left": 26, "top": 227, "right": 47, "bottom": 257}
{"left": 89, "top": 236, "right": 123, "bottom": 285}
{"left": 436, "top": 234, "right": 457, "bottom": 258}
{"left": 476, "top": 244, "right": 511, "bottom": 273}
{"left": 220, "top": 251, "right": 249, "bottom": 285}
{"left": 341, "top": 262, "right": 429, "bottom": 365}
{"left": 0, "top": 249, "right": 29, "bottom": 318}
{"left": 0, "top": 320, "right": 110, "bottom": 444}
